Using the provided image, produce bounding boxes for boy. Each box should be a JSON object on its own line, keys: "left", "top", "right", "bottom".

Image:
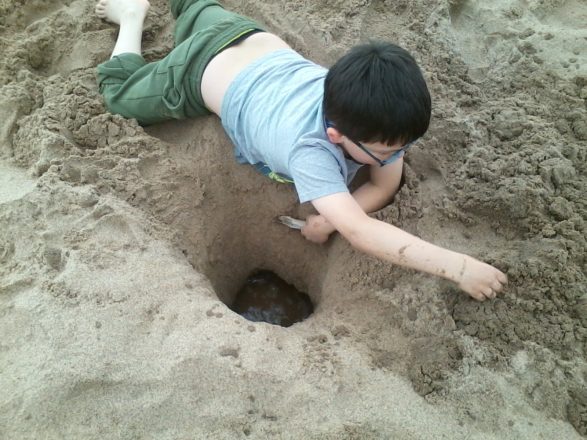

{"left": 95, "top": 0, "right": 507, "bottom": 301}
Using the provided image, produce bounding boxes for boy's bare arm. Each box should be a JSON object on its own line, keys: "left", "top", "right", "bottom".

{"left": 308, "top": 192, "right": 507, "bottom": 301}
{"left": 302, "top": 160, "right": 403, "bottom": 242}
{"left": 353, "top": 158, "right": 403, "bottom": 211}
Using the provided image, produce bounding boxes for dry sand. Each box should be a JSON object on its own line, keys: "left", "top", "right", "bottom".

{"left": 0, "top": 0, "right": 586, "bottom": 438}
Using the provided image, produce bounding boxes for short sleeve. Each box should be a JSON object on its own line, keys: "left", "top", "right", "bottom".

{"left": 288, "top": 143, "right": 350, "bottom": 203}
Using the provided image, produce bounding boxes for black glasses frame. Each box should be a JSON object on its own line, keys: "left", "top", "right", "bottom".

{"left": 324, "top": 117, "right": 416, "bottom": 167}
{"left": 347, "top": 136, "right": 415, "bottom": 167}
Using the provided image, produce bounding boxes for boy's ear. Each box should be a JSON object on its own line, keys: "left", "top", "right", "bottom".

{"left": 326, "top": 127, "right": 344, "bottom": 144}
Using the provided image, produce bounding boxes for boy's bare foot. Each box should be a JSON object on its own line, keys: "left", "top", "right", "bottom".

{"left": 95, "top": 0, "right": 150, "bottom": 25}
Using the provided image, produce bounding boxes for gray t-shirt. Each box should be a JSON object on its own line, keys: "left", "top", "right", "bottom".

{"left": 220, "top": 49, "right": 363, "bottom": 203}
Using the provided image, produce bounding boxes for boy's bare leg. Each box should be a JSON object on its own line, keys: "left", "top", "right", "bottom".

{"left": 95, "top": 0, "right": 150, "bottom": 58}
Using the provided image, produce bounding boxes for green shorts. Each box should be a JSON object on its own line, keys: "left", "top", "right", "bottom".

{"left": 96, "top": 0, "right": 264, "bottom": 125}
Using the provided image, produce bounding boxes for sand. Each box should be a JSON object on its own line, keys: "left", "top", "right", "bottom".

{"left": 0, "top": 0, "right": 585, "bottom": 438}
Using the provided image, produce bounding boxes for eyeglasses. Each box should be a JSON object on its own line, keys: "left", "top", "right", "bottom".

{"left": 324, "top": 118, "right": 416, "bottom": 167}
{"left": 347, "top": 136, "right": 415, "bottom": 167}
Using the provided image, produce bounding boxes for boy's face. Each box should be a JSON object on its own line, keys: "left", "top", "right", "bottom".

{"left": 325, "top": 126, "right": 412, "bottom": 167}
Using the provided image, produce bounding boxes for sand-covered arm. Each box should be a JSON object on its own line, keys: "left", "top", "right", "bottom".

{"left": 308, "top": 192, "right": 508, "bottom": 301}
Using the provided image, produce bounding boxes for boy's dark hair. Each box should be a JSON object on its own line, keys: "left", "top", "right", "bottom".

{"left": 323, "top": 41, "right": 431, "bottom": 145}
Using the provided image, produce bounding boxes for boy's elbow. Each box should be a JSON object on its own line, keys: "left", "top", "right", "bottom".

{"left": 348, "top": 231, "right": 373, "bottom": 254}
{"left": 338, "top": 218, "right": 373, "bottom": 252}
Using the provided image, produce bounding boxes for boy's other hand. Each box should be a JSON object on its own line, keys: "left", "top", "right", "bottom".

{"left": 301, "top": 214, "right": 336, "bottom": 244}
{"left": 458, "top": 256, "right": 508, "bottom": 301}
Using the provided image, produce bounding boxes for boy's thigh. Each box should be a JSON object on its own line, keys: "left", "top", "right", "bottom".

{"left": 171, "top": 0, "right": 220, "bottom": 19}
{"left": 99, "top": 45, "right": 211, "bottom": 125}
{"left": 100, "top": 3, "right": 263, "bottom": 124}
{"left": 173, "top": 0, "right": 233, "bottom": 44}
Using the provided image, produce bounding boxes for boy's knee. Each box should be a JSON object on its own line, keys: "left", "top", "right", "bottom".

{"left": 99, "top": 82, "right": 182, "bottom": 126}
{"left": 98, "top": 83, "right": 121, "bottom": 113}
{"left": 98, "top": 84, "right": 131, "bottom": 120}
{"left": 96, "top": 54, "right": 151, "bottom": 119}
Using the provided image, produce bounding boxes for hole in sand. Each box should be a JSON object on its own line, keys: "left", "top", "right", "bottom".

{"left": 144, "top": 120, "right": 327, "bottom": 326}
{"left": 229, "top": 269, "right": 314, "bottom": 327}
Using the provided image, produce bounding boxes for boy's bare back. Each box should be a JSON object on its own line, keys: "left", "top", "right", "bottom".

{"left": 201, "top": 32, "right": 291, "bottom": 115}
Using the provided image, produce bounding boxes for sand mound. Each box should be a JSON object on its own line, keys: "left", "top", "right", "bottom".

{"left": 0, "top": 0, "right": 585, "bottom": 438}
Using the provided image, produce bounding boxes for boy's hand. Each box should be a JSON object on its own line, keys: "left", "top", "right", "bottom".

{"left": 457, "top": 256, "right": 508, "bottom": 301}
{"left": 301, "top": 214, "right": 336, "bottom": 244}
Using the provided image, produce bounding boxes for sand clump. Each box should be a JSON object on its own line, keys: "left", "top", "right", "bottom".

{"left": 0, "top": 0, "right": 586, "bottom": 438}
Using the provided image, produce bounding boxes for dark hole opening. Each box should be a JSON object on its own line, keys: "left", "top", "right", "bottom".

{"left": 230, "top": 270, "right": 314, "bottom": 327}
